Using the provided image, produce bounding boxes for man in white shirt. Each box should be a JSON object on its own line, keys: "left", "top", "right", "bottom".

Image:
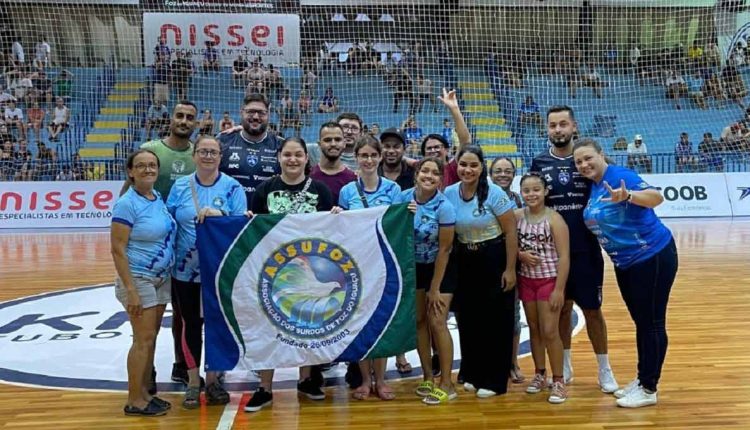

{"left": 4, "top": 101, "right": 26, "bottom": 140}
{"left": 627, "top": 134, "right": 652, "bottom": 173}
{"left": 665, "top": 70, "right": 687, "bottom": 110}
{"left": 11, "top": 40, "right": 25, "bottom": 69}
{"left": 34, "top": 36, "right": 51, "bottom": 69}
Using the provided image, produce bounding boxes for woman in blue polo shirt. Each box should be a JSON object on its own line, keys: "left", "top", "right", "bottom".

{"left": 572, "top": 138, "right": 678, "bottom": 409}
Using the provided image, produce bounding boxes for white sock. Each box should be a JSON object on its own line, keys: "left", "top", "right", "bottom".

{"left": 596, "top": 353, "right": 611, "bottom": 370}
{"left": 563, "top": 349, "right": 572, "bottom": 366}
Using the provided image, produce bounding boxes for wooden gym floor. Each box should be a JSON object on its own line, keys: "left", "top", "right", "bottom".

{"left": 0, "top": 218, "right": 749, "bottom": 429}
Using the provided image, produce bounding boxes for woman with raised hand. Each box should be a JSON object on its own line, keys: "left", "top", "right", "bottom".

{"left": 338, "top": 135, "right": 402, "bottom": 401}
{"left": 443, "top": 145, "right": 518, "bottom": 399}
{"left": 400, "top": 156, "right": 458, "bottom": 405}
{"left": 166, "top": 135, "right": 247, "bottom": 409}
{"left": 244, "top": 136, "right": 339, "bottom": 413}
{"left": 572, "top": 138, "right": 677, "bottom": 409}
{"left": 111, "top": 149, "right": 176, "bottom": 417}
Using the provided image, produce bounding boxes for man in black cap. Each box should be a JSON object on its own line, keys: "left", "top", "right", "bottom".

{"left": 378, "top": 127, "right": 415, "bottom": 190}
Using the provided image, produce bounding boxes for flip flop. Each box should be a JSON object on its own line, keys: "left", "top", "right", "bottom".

{"left": 375, "top": 383, "right": 396, "bottom": 401}
{"left": 415, "top": 380, "right": 434, "bottom": 397}
{"left": 352, "top": 384, "right": 372, "bottom": 401}
{"left": 396, "top": 361, "right": 413, "bottom": 375}
{"left": 423, "top": 387, "right": 458, "bottom": 405}
{"left": 510, "top": 366, "right": 526, "bottom": 384}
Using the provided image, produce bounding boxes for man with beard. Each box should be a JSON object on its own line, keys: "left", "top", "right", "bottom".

{"left": 308, "top": 112, "right": 363, "bottom": 171}
{"left": 529, "top": 105, "right": 618, "bottom": 394}
{"left": 219, "top": 94, "right": 281, "bottom": 204}
{"left": 378, "top": 127, "right": 414, "bottom": 190}
{"left": 310, "top": 121, "right": 356, "bottom": 203}
{"left": 128, "top": 100, "right": 199, "bottom": 389}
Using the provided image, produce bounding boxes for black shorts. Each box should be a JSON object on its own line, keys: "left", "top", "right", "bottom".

{"left": 416, "top": 262, "right": 455, "bottom": 294}
{"left": 565, "top": 250, "right": 605, "bottom": 310}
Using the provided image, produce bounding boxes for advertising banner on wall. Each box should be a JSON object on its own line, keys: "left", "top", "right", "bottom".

{"left": 143, "top": 13, "right": 300, "bottom": 66}
{"left": 638, "top": 173, "right": 732, "bottom": 218}
{"left": 0, "top": 181, "right": 123, "bottom": 229}
{"left": 140, "top": 0, "right": 299, "bottom": 12}
{"left": 725, "top": 172, "right": 750, "bottom": 217}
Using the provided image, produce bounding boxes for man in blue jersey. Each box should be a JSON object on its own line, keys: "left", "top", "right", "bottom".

{"left": 530, "top": 105, "right": 618, "bottom": 394}
{"left": 218, "top": 93, "right": 281, "bottom": 205}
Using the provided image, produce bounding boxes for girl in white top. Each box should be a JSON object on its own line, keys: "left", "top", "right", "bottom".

{"left": 514, "top": 172, "right": 570, "bottom": 404}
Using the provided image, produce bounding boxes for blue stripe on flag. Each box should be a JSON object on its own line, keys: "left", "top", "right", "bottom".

{"left": 336, "top": 225, "right": 401, "bottom": 361}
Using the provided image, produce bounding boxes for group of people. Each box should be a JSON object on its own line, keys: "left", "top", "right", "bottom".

{"left": 112, "top": 90, "right": 678, "bottom": 417}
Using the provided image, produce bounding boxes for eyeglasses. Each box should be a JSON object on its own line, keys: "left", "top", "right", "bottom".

{"left": 196, "top": 149, "right": 221, "bottom": 158}
{"left": 357, "top": 154, "right": 379, "bottom": 160}
{"left": 134, "top": 163, "right": 158, "bottom": 170}
{"left": 242, "top": 109, "right": 268, "bottom": 117}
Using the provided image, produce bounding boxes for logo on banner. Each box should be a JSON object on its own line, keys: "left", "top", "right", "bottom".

{"left": 258, "top": 239, "right": 361, "bottom": 339}
{"left": 738, "top": 187, "right": 750, "bottom": 200}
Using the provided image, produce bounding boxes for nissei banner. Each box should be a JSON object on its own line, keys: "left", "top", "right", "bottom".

{"left": 0, "top": 181, "right": 122, "bottom": 229}
{"left": 143, "top": 13, "right": 301, "bottom": 66}
{"left": 725, "top": 172, "right": 750, "bottom": 217}
{"left": 641, "top": 173, "right": 732, "bottom": 218}
{"left": 196, "top": 205, "right": 416, "bottom": 371}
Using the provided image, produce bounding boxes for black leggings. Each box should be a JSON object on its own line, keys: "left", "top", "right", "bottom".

{"left": 614, "top": 238, "right": 678, "bottom": 392}
{"left": 172, "top": 279, "right": 204, "bottom": 372}
{"left": 451, "top": 238, "right": 515, "bottom": 394}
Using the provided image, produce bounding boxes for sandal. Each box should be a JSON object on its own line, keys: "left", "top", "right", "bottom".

{"left": 375, "top": 383, "right": 396, "bottom": 401}
{"left": 150, "top": 396, "right": 171, "bottom": 410}
{"left": 352, "top": 384, "right": 372, "bottom": 400}
{"left": 510, "top": 366, "right": 526, "bottom": 384}
{"left": 124, "top": 401, "right": 167, "bottom": 417}
{"left": 206, "top": 382, "right": 230, "bottom": 405}
{"left": 395, "top": 360, "right": 413, "bottom": 375}
{"left": 423, "top": 387, "right": 458, "bottom": 405}
{"left": 415, "top": 380, "right": 434, "bottom": 397}
{"left": 182, "top": 386, "right": 201, "bottom": 409}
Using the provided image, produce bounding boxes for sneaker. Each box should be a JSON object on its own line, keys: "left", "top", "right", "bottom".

{"left": 616, "top": 385, "right": 657, "bottom": 408}
{"left": 310, "top": 365, "right": 325, "bottom": 388}
{"left": 297, "top": 378, "right": 326, "bottom": 400}
{"left": 463, "top": 382, "right": 476, "bottom": 392}
{"left": 476, "top": 388, "right": 497, "bottom": 398}
{"left": 614, "top": 378, "right": 640, "bottom": 399}
{"left": 526, "top": 373, "right": 547, "bottom": 394}
{"left": 206, "top": 382, "right": 230, "bottom": 405}
{"left": 548, "top": 381, "right": 568, "bottom": 404}
{"left": 148, "top": 368, "right": 157, "bottom": 395}
{"left": 171, "top": 363, "right": 188, "bottom": 384}
{"left": 244, "top": 388, "right": 273, "bottom": 412}
{"left": 344, "top": 362, "right": 362, "bottom": 389}
{"left": 598, "top": 368, "right": 619, "bottom": 394}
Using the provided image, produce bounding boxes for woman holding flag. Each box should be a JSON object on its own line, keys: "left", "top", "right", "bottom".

{"left": 245, "top": 136, "right": 339, "bottom": 412}
{"left": 166, "top": 135, "right": 247, "bottom": 409}
{"left": 339, "top": 135, "right": 402, "bottom": 401}
{"left": 399, "top": 156, "right": 458, "bottom": 405}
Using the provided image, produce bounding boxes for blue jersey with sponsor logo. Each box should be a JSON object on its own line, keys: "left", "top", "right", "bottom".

{"left": 531, "top": 148, "right": 600, "bottom": 253}
{"left": 338, "top": 177, "right": 401, "bottom": 209}
{"left": 399, "top": 188, "right": 456, "bottom": 264}
{"left": 583, "top": 165, "right": 672, "bottom": 269}
{"left": 112, "top": 188, "right": 176, "bottom": 278}
{"left": 218, "top": 131, "right": 280, "bottom": 206}
{"left": 443, "top": 182, "right": 515, "bottom": 244}
{"left": 166, "top": 173, "right": 247, "bottom": 283}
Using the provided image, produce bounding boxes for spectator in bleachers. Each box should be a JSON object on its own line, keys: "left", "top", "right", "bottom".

{"left": 53, "top": 69, "right": 74, "bottom": 102}
{"left": 613, "top": 136, "right": 628, "bottom": 151}
{"left": 721, "top": 64, "right": 747, "bottom": 108}
{"left": 301, "top": 68, "right": 317, "bottom": 95}
{"left": 415, "top": 75, "right": 437, "bottom": 113}
{"left": 0, "top": 122, "right": 12, "bottom": 143}
{"left": 35, "top": 141, "right": 56, "bottom": 180}
{"left": 442, "top": 118, "right": 458, "bottom": 148}
{"left": 145, "top": 100, "right": 169, "bottom": 140}
{"left": 198, "top": 109, "right": 215, "bottom": 136}
{"left": 278, "top": 90, "right": 299, "bottom": 136}
{"left": 71, "top": 152, "right": 85, "bottom": 180}
{"left": 34, "top": 36, "right": 51, "bottom": 70}
{"left": 297, "top": 90, "right": 311, "bottom": 125}
{"left": 11, "top": 39, "right": 25, "bottom": 71}
{"left": 675, "top": 132, "right": 696, "bottom": 173}
{"left": 31, "top": 70, "right": 53, "bottom": 106}
{"left": 153, "top": 36, "right": 171, "bottom": 64}
{"left": 627, "top": 134, "right": 652, "bottom": 173}
{"left": 402, "top": 116, "right": 423, "bottom": 147}
{"left": 603, "top": 43, "right": 618, "bottom": 71}
{"left": 172, "top": 51, "right": 193, "bottom": 101}
{"left": 720, "top": 121, "right": 749, "bottom": 151}
{"left": 202, "top": 41, "right": 220, "bottom": 75}
{"left": 369, "top": 123, "right": 380, "bottom": 138}
{"left": 318, "top": 86, "right": 339, "bottom": 113}
{"left": 232, "top": 54, "right": 248, "bottom": 87}
{"left": 152, "top": 59, "right": 171, "bottom": 105}
{"left": 703, "top": 69, "right": 727, "bottom": 108}
{"left": 219, "top": 111, "right": 234, "bottom": 132}
{"left": 698, "top": 132, "right": 724, "bottom": 172}
{"left": 4, "top": 100, "right": 25, "bottom": 140}
{"left": 14, "top": 139, "right": 32, "bottom": 181}
{"left": 580, "top": 61, "right": 604, "bottom": 98}
{"left": 686, "top": 70, "right": 707, "bottom": 109}
{"left": 629, "top": 45, "right": 641, "bottom": 76}
{"left": 665, "top": 70, "right": 687, "bottom": 110}
{"left": 246, "top": 61, "right": 265, "bottom": 89}
{"left": 265, "top": 64, "right": 283, "bottom": 100}
{"left": 687, "top": 41, "right": 703, "bottom": 69}
{"left": 0, "top": 140, "right": 13, "bottom": 181}
{"left": 8, "top": 70, "right": 33, "bottom": 103}
{"left": 56, "top": 164, "right": 74, "bottom": 181}
{"left": 729, "top": 46, "right": 745, "bottom": 67}
{"left": 519, "top": 95, "right": 544, "bottom": 135}
{"left": 393, "top": 67, "right": 414, "bottom": 115}
{"left": 47, "top": 97, "right": 69, "bottom": 142}
{"left": 705, "top": 42, "right": 721, "bottom": 69}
